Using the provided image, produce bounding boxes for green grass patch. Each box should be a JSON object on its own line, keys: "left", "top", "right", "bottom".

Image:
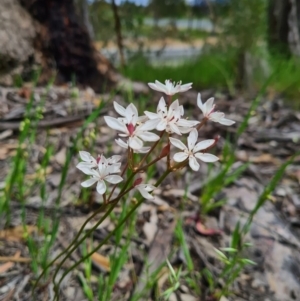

{"left": 121, "top": 51, "right": 236, "bottom": 91}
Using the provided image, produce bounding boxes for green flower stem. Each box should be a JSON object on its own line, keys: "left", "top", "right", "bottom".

{"left": 53, "top": 167, "right": 174, "bottom": 301}
{"left": 107, "top": 162, "right": 129, "bottom": 203}
{"left": 33, "top": 201, "right": 112, "bottom": 292}
{"left": 137, "top": 131, "right": 165, "bottom": 169}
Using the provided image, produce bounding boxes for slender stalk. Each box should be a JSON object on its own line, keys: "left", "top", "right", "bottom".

{"left": 196, "top": 117, "right": 208, "bottom": 131}
{"left": 137, "top": 131, "right": 165, "bottom": 169}
{"left": 53, "top": 167, "right": 174, "bottom": 300}
{"left": 107, "top": 162, "right": 128, "bottom": 202}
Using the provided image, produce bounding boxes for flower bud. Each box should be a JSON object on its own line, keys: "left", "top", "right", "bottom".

{"left": 133, "top": 178, "right": 143, "bottom": 187}
{"left": 159, "top": 143, "right": 170, "bottom": 158}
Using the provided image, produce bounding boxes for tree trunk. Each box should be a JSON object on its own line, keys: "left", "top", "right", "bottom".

{"left": 267, "top": 0, "right": 291, "bottom": 57}
{"left": 0, "top": 0, "right": 119, "bottom": 92}
{"left": 289, "top": 0, "right": 300, "bottom": 56}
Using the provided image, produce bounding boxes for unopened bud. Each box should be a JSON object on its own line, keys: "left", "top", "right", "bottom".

{"left": 133, "top": 178, "right": 143, "bottom": 187}
{"left": 160, "top": 143, "right": 170, "bottom": 158}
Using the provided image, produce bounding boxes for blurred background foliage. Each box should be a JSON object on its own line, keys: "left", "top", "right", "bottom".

{"left": 84, "top": 0, "right": 300, "bottom": 99}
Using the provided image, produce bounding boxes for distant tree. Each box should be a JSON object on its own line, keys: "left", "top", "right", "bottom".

{"left": 148, "top": 0, "right": 188, "bottom": 20}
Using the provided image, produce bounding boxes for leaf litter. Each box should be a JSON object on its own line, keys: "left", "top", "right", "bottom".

{"left": 0, "top": 85, "right": 299, "bottom": 300}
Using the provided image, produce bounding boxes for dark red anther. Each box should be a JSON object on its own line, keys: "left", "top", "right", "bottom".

{"left": 96, "top": 155, "right": 101, "bottom": 164}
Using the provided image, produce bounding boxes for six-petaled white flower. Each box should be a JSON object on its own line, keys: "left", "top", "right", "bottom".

{"left": 136, "top": 184, "right": 156, "bottom": 200}
{"left": 148, "top": 80, "right": 192, "bottom": 96}
{"left": 197, "top": 93, "right": 235, "bottom": 126}
{"left": 169, "top": 129, "right": 219, "bottom": 171}
{"left": 78, "top": 155, "right": 123, "bottom": 195}
{"left": 144, "top": 97, "right": 199, "bottom": 135}
{"left": 104, "top": 103, "right": 160, "bottom": 151}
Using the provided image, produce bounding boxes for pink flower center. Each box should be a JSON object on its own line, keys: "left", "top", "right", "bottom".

{"left": 127, "top": 123, "right": 135, "bottom": 136}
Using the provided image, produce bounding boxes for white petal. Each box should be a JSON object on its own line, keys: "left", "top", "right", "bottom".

{"left": 156, "top": 120, "right": 167, "bottom": 131}
{"left": 193, "top": 139, "right": 215, "bottom": 153}
{"left": 108, "top": 155, "right": 121, "bottom": 163}
{"left": 205, "top": 98, "right": 215, "bottom": 113}
{"left": 179, "top": 82, "right": 192, "bottom": 93}
{"left": 96, "top": 180, "right": 106, "bottom": 195}
{"left": 115, "top": 138, "right": 128, "bottom": 149}
{"left": 104, "top": 116, "right": 127, "bottom": 133}
{"left": 179, "top": 105, "right": 184, "bottom": 116}
{"left": 197, "top": 93, "right": 204, "bottom": 112}
{"left": 135, "top": 146, "right": 150, "bottom": 153}
{"left": 105, "top": 175, "right": 123, "bottom": 184}
{"left": 77, "top": 165, "right": 97, "bottom": 175}
{"left": 137, "top": 185, "right": 155, "bottom": 200}
{"left": 195, "top": 153, "right": 219, "bottom": 162}
{"left": 178, "top": 126, "right": 193, "bottom": 134}
{"left": 81, "top": 178, "right": 98, "bottom": 187}
{"left": 144, "top": 111, "right": 159, "bottom": 120}
{"left": 113, "top": 101, "right": 126, "bottom": 116}
{"left": 155, "top": 80, "right": 169, "bottom": 93}
{"left": 218, "top": 117, "right": 235, "bottom": 126}
{"left": 176, "top": 119, "right": 199, "bottom": 127}
{"left": 168, "top": 123, "right": 182, "bottom": 135}
{"left": 79, "top": 151, "right": 92, "bottom": 162}
{"left": 107, "top": 163, "right": 121, "bottom": 173}
{"left": 76, "top": 162, "right": 96, "bottom": 170}
{"left": 188, "top": 129, "right": 198, "bottom": 150}
{"left": 169, "top": 99, "right": 179, "bottom": 112}
{"left": 139, "top": 118, "right": 159, "bottom": 131}
{"left": 189, "top": 156, "right": 200, "bottom": 171}
{"left": 126, "top": 103, "right": 138, "bottom": 125}
{"left": 148, "top": 81, "right": 165, "bottom": 93}
{"left": 169, "top": 137, "right": 187, "bottom": 151}
{"left": 173, "top": 152, "right": 188, "bottom": 162}
{"left": 129, "top": 136, "right": 143, "bottom": 150}
{"left": 157, "top": 97, "right": 167, "bottom": 113}
{"left": 138, "top": 131, "right": 160, "bottom": 142}
{"left": 137, "top": 115, "right": 148, "bottom": 123}
{"left": 209, "top": 112, "right": 224, "bottom": 122}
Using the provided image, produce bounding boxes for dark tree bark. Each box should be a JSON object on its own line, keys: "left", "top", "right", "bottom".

{"left": 267, "top": 0, "right": 291, "bottom": 57}
{"left": 0, "top": 0, "right": 119, "bottom": 92}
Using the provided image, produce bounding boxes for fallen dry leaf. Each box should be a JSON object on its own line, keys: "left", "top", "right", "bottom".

{"left": 195, "top": 221, "right": 222, "bottom": 236}
{"left": 0, "top": 225, "right": 37, "bottom": 242}
{"left": 91, "top": 252, "right": 110, "bottom": 272}
{"left": 249, "top": 153, "right": 280, "bottom": 165}
{"left": 0, "top": 251, "right": 20, "bottom": 273}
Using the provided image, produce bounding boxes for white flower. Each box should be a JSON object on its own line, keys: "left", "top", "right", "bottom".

{"left": 136, "top": 184, "right": 156, "bottom": 200}
{"left": 104, "top": 103, "right": 160, "bottom": 151}
{"left": 148, "top": 80, "right": 192, "bottom": 96}
{"left": 197, "top": 93, "right": 235, "bottom": 126}
{"left": 144, "top": 97, "right": 199, "bottom": 135}
{"left": 78, "top": 155, "right": 123, "bottom": 195}
{"left": 169, "top": 129, "right": 219, "bottom": 171}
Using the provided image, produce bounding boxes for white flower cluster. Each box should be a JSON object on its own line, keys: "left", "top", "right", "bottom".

{"left": 77, "top": 79, "right": 235, "bottom": 199}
